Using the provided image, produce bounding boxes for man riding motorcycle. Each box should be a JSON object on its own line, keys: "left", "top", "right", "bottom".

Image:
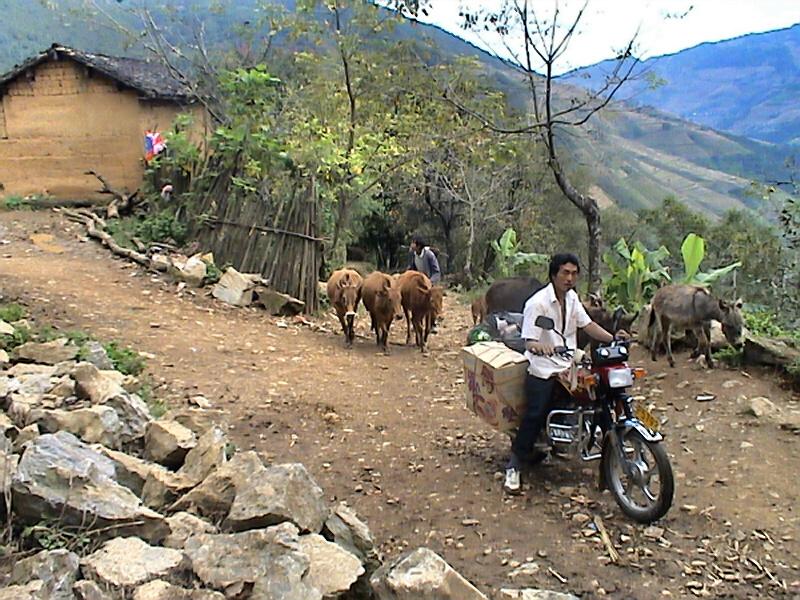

{"left": 504, "top": 253, "right": 627, "bottom": 494}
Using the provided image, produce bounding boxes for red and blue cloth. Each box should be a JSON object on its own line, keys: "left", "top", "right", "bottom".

{"left": 144, "top": 131, "right": 166, "bottom": 161}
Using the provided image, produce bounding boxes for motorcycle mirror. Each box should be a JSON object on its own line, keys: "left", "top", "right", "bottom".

{"left": 535, "top": 315, "right": 555, "bottom": 330}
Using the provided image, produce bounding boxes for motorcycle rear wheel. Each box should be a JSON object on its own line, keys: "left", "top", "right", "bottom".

{"left": 603, "top": 429, "right": 674, "bottom": 523}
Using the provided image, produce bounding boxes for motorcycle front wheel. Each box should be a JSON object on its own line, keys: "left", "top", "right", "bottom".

{"left": 603, "top": 429, "right": 674, "bottom": 523}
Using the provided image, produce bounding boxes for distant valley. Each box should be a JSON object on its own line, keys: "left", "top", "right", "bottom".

{"left": 566, "top": 23, "right": 800, "bottom": 146}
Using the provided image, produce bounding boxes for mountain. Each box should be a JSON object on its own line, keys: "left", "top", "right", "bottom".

{"left": 565, "top": 24, "right": 800, "bottom": 145}
{"left": 0, "top": 0, "right": 793, "bottom": 216}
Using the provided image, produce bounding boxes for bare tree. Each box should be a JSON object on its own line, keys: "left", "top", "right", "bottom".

{"left": 452, "top": 0, "right": 641, "bottom": 291}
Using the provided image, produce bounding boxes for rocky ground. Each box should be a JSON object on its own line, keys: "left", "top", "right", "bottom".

{"left": 1, "top": 210, "right": 799, "bottom": 599}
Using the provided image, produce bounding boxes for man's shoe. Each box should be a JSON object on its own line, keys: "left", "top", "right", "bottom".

{"left": 503, "top": 467, "right": 521, "bottom": 494}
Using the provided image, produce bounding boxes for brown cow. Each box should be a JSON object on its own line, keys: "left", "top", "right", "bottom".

{"left": 398, "top": 271, "right": 437, "bottom": 352}
{"left": 648, "top": 284, "right": 744, "bottom": 368}
{"left": 326, "top": 268, "right": 363, "bottom": 348}
{"left": 361, "top": 271, "right": 403, "bottom": 354}
{"left": 471, "top": 295, "right": 487, "bottom": 325}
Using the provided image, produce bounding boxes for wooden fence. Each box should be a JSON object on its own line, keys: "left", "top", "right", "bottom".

{"left": 189, "top": 173, "right": 322, "bottom": 313}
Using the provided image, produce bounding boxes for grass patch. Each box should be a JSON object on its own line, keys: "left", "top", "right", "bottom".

{"left": 0, "top": 325, "right": 31, "bottom": 351}
{"left": 713, "top": 345, "right": 743, "bottom": 367}
{"left": 0, "top": 195, "right": 31, "bottom": 211}
{"left": 21, "top": 519, "right": 94, "bottom": 555}
{"left": 103, "top": 341, "right": 146, "bottom": 376}
{"left": 135, "top": 377, "right": 166, "bottom": 418}
{"left": 0, "top": 303, "right": 26, "bottom": 323}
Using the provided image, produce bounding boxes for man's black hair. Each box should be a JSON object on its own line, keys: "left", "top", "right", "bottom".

{"left": 411, "top": 234, "right": 427, "bottom": 247}
{"left": 548, "top": 253, "right": 581, "bottom": 281}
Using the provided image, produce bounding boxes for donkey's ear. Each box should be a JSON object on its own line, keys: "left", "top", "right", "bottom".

{"left": 734, "top": 298, "right": 744, "bottom": 309}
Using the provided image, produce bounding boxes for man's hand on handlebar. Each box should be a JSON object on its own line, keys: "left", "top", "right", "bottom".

{"left": 527, "top": 341, "right": 556, "bottom": 356}
{"left": 613, "top": 329, "right": 631, "bottom": 341}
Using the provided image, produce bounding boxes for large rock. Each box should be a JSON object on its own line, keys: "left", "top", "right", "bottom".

{"left": 82, "top": 341, "right": 115, "bottom": 370}
{"left": 299, "top": 533, "right": 364, "bottom": 598}
{"left": 73, "top": 580, "right": 113, "bottom": 600}
{"left": 96, "top": 445, "right": 166, "bottom": 496}
{"left": 370, "top": 548, "right": 487, "bottom": 600}
{"left": 71, "top": 363, "right": 126, "bottom": 404}
{"left": 160, "top": 408, "right": 228, "bottom": 436}
{"left": 0, "top": 319, "right": 15, "bottom": 335}
{"left": 0, "top": 412, "right": 19, "bottom": 440}
{"left": 739, "top": 396, "right": 780, "bottom": 419}
{"left": 0, "top": 349, "right": 9, "bottom": 367}
{"left": 8, "top": 363, "right": 58, "bottom": 378}
{"left": 103, "top": 392, "right": 152, "bottom": 445}
{"left": 177, "top": 426, "right": 227, "bottom": 486}
{"left": 170, "top": 254, "right": 207, "bottom": 288}
{"left": 13, "top": 339, "right": 79, "bottom": 364}
{"left": 253, "top": 286, "right": 305, "bottom": 316}
{"left": 141, "top": 469, "right": 194, "bottom": 511}
{"left": 145, "top": 420, "right": 197, "bottom": 468}
{"left": 212, "top": 267, "right": 261, "bottom": 307}
{"left": 36, "top": 405, "right": 122, "bottom": 448}
{"left": 744, "top": 335, "right": 800, "bottom": 367}
{"left": 499, "top": 591, "right": 579, "bottom": 600}
{"left": 224, "top": 463, "right": 328, "bottom": 533}
{"left": 324, "top": 502, "right": 377, "bottom": 562}
{"left": 13, "top": 424, "right": 39, "bottom": 453}
{"left": 81, "top": 537, "right": 186, "bottom": 591}
{"left": 11, "top": 432, "right": 169, "bottom": 543}
{"left": 10, "top": 548, "right": 80, "bottom": 600}
{"left": 133, "top": 580, "right": 225, "bottom": 600}
{"left": 0, "top": 581, "right": 44, "bottom": 599}
{"left": 171, "top": 450, "right": 266, "bottom": 519}
{"left": 1, "top": 451, "right": 18, "bottom": 516}
{"left": 164, "top": 512, "right": 219, "bottom": 550}
{"left": 184, "top": 523, "right": 318, "bottom": 599}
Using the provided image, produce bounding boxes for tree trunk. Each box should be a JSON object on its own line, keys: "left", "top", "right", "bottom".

{"left": 547, "top": 155, "right": 602, "bottom": 293}
{"left": 464, "top": 202, "right": 475, "bottom": 283}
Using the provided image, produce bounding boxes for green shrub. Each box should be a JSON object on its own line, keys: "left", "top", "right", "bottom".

{"left": 105, "top": 210, "right": 188, "bottom": 250}
{"left": 0, "top": 303, "right": 26, "bottom": 322}
{"left": 744, "top": 309, "right": 796, "bottom": 339}
{"left": 0, "top": 195, "right": 31, "bottom": 210}
{"left": 0, "top": 325, "right": 31, "bottom": 350}
{"left": 103, "top": 341, "right": 146, "bottom": 376}
{"left": 21, "top": 520, "right": 92, "bottom": 553}
{"left": 713, "top": 345, "right": 743, "bottom": 367}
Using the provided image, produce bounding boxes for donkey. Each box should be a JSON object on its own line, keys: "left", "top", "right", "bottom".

{"left": 648, "top": 284, "right": 744, "bottom": 368}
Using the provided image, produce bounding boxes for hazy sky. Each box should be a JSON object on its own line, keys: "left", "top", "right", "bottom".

{"left": 417, "top": 1, "right": 800, "bottom": 73}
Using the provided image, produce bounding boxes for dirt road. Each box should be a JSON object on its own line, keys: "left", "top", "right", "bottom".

{"left": 1, "top": 211, "right": 798, "bottom": 599}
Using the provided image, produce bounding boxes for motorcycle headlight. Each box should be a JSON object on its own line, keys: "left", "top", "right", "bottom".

{"left": 607, "top": 367, "right": 634, "bottom": 388}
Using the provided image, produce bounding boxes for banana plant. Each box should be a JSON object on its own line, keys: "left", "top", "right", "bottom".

{"left": 680, "top": 233, "right": 741, "bottom": 285}
{"left": 491, "top": 228, "right": 548, "bottom": 278}
{"left": 603, "top": 238, "right": 671, "bottom": 312}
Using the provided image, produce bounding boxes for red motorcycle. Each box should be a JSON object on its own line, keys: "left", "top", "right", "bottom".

{"left": 528, "top": 315, "right": 674, "bottom": 523}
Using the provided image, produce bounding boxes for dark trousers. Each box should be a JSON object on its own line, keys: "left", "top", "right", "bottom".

{"left": 511, "top": 374, "right": 555, "bottom": 461}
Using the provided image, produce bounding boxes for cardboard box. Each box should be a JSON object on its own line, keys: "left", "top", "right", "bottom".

{"left": 462, "top": 341, "right": 529, "bottom": 431}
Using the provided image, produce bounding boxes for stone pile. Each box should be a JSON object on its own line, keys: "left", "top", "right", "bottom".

{"left": 0, "top": 324, "right": 493, "bottom": 599}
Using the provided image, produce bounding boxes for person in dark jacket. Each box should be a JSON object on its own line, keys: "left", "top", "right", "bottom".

{"left": 407, "top": 234, "right": 441, "bottom": 284}
{"left": 407, "top": 234, "right": 442, "bottom": 332}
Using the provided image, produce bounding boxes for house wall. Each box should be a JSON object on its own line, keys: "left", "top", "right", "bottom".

{"left": 0, "top": 59, "right": 202, "bottom": 199}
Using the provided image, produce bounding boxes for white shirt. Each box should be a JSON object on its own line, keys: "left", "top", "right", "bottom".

{"left": 521, "top": 283, "right": 592, "bottom": 379}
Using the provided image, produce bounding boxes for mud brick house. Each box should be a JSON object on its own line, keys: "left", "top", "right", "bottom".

{"left": 0, "top": 44, "right": 203, "bottom": 199}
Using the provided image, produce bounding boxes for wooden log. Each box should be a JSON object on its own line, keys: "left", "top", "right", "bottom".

{"left": 594, "top": 515, "right": 620, "bottom": 564}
